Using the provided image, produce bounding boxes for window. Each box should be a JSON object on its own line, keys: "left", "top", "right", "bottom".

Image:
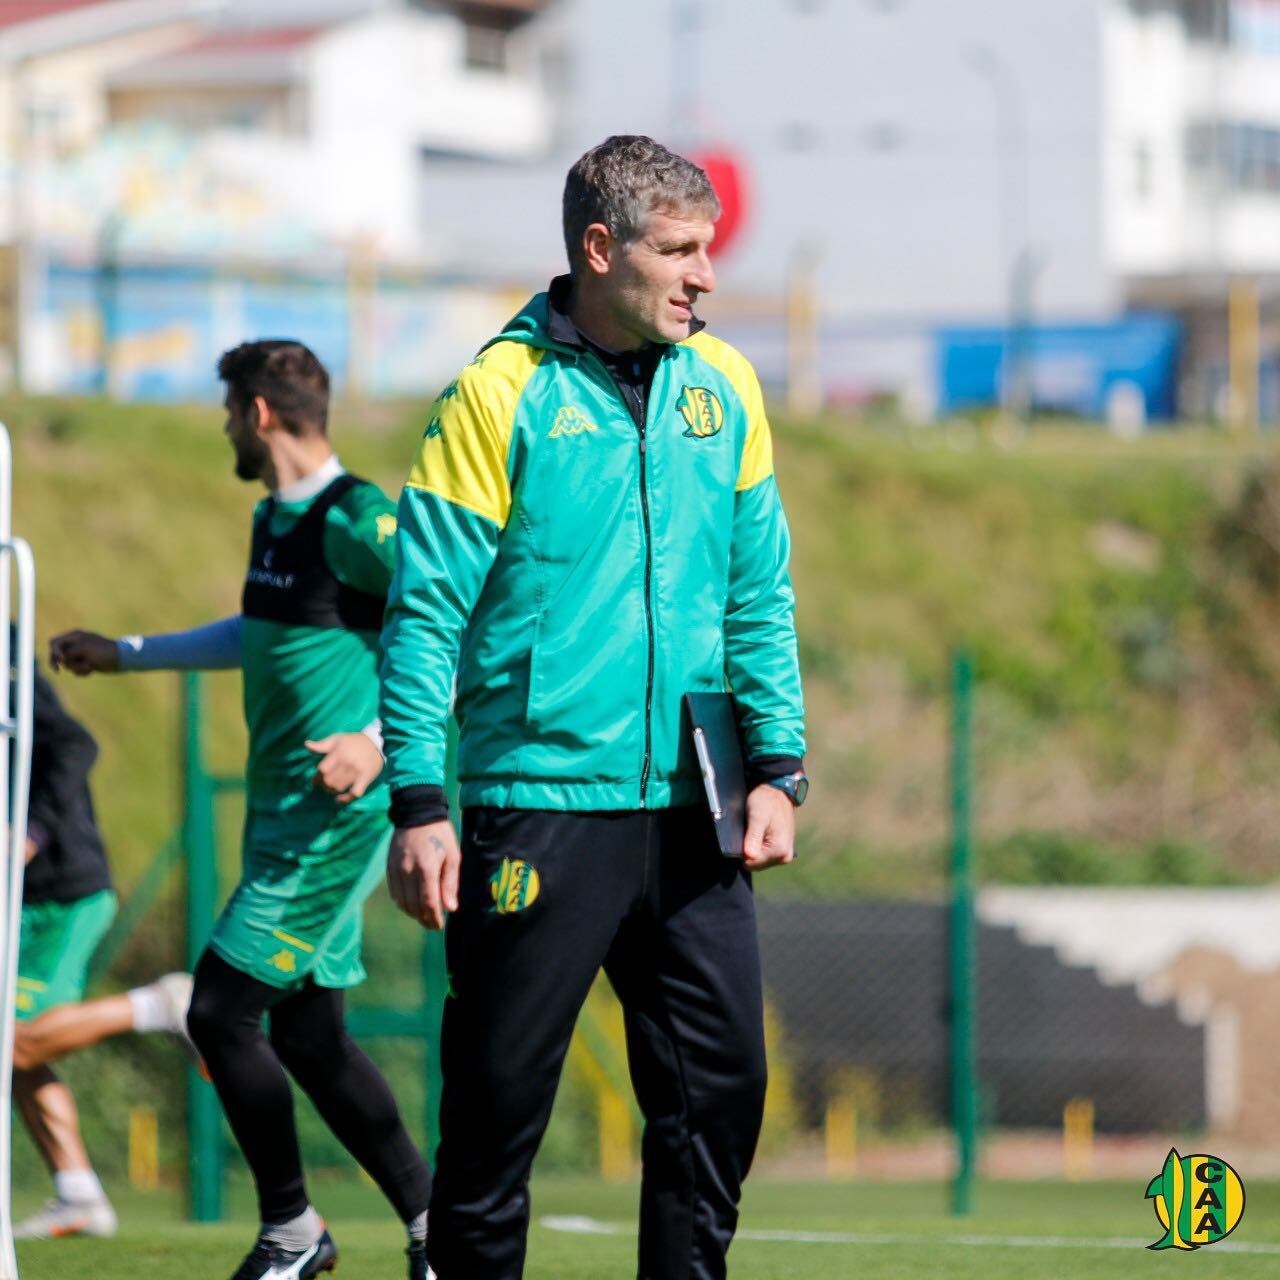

{"left": 1127, "top": 0, "right": 1225, "bottom": 41}
{"left": 464, "top": 20, "right": 509, "bottom": 70}
{"left": 1185, "top": 118, "right": 1280, "bottom": 192}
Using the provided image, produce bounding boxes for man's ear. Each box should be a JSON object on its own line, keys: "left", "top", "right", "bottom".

{"left": 582, "top": 223, "right": 613, "bottom": 276}
{"left": 251, "top": 394, "right": 276, "bottom": 437}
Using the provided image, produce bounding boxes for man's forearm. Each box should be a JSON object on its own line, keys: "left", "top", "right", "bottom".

{"left": 118, "top": 615, "right": 243, "bottom": 671}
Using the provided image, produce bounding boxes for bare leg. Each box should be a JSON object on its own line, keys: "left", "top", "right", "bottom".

{"left": 13, "top": 994, "right": 134, "bottom": 1072}
{"left": 11, "top": 1065, "right": 92, "bottom": 1174}
{"left": 11, "top": 1064, "right": 118, "bottom": 1239}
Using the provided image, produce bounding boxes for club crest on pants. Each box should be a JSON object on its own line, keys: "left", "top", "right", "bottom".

{"left": 489, "top": 857, "right": 541, "bottom": 914}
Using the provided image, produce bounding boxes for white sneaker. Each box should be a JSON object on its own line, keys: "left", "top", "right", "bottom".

{"left": 13, "top": 1197, "right": 117, "bottom": 1239}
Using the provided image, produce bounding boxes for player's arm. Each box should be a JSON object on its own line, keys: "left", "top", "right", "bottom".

{"left": 382, "top": 361, "right": 518, "bottom": 927}
{"left": 50, "top": 616, "right": 243, "bottom": 675}
{"left": 723, "top": 363, "right": 806, "bottom": 871}
{"left": 26, "top": 661, "right": 99, "bottom": 861}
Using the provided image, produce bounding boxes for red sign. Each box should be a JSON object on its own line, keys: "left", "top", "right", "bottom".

{"left": 694, "top": 150, "right": 748, "bottom": 258}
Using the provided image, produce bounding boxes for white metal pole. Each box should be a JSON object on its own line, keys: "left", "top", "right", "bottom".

{"left": 0, "top": 421, "right": 35, "bottom": 1280}
{"left": 0, "top": 421, "right": 13, "bottom": 1280}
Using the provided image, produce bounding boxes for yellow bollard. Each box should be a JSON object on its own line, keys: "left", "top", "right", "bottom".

{"left": 1229, "top": 275, "right": 1261, "bottom": 433}
{"left": 598, "top": 1084, "right": 633, "bottom": 1182}
{"left": 824, "top": 1096, "right": 857, "bottom": 1178}
{"left": 1063, "top": 1097, "right": 1094, "bottom": 1182}
{"left": 128, "top": 1105, "right": 159, "bottom": 1192}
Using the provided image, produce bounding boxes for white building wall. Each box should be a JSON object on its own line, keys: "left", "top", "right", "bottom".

{"left": 305, "top": 8, "right": 551, "bottom": 253}
{"left": 1105, "top": 0, "right": 1280, "bottom": 276}
{"left": 417, "top": 0, "right": 1115, "bottom": 323}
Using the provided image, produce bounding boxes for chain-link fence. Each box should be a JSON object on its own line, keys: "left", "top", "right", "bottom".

{"left": 18, "top": 646, "right": 1280, "bottom": 1213}
{"left": 714, "top": 648, "right": 1280, "bottom": 1186}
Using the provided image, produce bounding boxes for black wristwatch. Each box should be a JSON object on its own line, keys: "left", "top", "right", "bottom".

{"left": 766, "top": 770, "right": 809, "bottom": 807}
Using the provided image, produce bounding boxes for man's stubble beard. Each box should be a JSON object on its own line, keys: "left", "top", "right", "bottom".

{"left": 233, "top": 439, "right": 267, "bottom": 482}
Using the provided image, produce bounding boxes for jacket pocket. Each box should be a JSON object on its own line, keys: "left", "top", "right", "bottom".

{"left": 524, "top": 604, "right": 644, "bottom": 757}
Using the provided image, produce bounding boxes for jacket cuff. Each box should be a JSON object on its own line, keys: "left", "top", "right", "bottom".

{"left": 389, "top": 784, "right": 450, "bottom": 829}
{"left": 745, "top": 754, "right": 805, "bottom": 791}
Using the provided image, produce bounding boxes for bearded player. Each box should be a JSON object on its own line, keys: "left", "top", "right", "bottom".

{"left": 51, "top": 341, "right": 433, "bottom": 1280}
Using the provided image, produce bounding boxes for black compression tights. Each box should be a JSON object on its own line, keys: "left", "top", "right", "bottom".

{"left": 187, "top": 949, "right": 432, "bottom": 1225}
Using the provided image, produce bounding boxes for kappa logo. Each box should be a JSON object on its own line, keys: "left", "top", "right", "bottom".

{"left": 549, "top": 405, "right": 598, "bottom": 439}
{"left": 424, "top": 381, "right": 457, "bottom": 440}
{"left": 488, "top": 857, "right": 541, "bottom": 914}
{"left": 375, "top": 513, "right": 397, "bottom": 544}
{"left": 1145, "top": 1147, "right": 1245, "bottom": 1250}
{"left": 676, "top": 386, "right": 724, "bottom": 439}
{"left": 268, "top": 949, "right": 297, "bottom": 974}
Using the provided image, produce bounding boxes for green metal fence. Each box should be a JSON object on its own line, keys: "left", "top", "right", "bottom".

{"left": 74, "top": 664, "right": 989, "bottom": 1212}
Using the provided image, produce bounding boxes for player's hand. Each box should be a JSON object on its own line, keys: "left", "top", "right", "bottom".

{"left": 742, "top": 784, "right": 797, "bottom": 871}
{"left": 24, "top": 837, "right": 37, "bottom": 865}
{"left": 49, "top": 629, "right": 119, "bottom": 676}
{"left": 387, "top": 820, "right": 460, "bottom": 930}
{"left": 305, "top": 732, "right": 383, "bottom": 804}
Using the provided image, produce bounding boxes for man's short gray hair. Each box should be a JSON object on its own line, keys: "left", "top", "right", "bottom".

{"left": 562, "top": 135, "right": 721, "bottom": 271}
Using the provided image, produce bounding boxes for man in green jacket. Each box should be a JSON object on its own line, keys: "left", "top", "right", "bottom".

{"left": 382, "top": 135, "right": 808, "bottom": 1280}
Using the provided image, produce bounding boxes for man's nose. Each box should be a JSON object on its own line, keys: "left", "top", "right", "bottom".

{"left": 688, "top": 251, "right": 715, "bottom": 295}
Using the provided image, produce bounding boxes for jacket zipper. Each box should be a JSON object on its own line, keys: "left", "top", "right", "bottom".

{"left": 637, "top": 403, "right": 654, "bottom": 805}
{"left": 583, "top": 349, "right": 656, "bottom": 805}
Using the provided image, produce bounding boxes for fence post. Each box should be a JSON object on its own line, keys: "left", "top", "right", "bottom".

{"left": 183, "top": 672, "right": 223, "bottom": 1222}
{"left": 950, "top": 651, "right": 978, "bottom": 1215}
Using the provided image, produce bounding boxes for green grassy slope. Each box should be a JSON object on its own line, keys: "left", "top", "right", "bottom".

{"left": 9, "top": 398, "right": 1280, "bottom": 909}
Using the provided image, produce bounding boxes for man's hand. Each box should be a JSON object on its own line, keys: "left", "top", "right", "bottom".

{"left": 387, "top": 820, "right": 461, "bottom": 929}
{"left": 24, "top": 837, "right": 37, "bottom": 865}
{"left": 742, "top": 783, "right": 797, "bottom": 871}
{"left": 49, "top": 630, "right": 119, "bottom": 676}
{"left": 305, "top": 733, "right": 384, "bottom": 804}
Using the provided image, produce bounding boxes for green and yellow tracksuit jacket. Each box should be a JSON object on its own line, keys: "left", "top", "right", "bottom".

{"left": 380, "top": 287, "right": 805, "bottom": 811}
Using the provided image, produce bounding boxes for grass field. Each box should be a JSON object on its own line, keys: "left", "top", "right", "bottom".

{"left": 13, "top": 1176, "right": 1280, "bottom": 1278}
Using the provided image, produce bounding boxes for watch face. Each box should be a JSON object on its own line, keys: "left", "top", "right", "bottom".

{"left": 793, "top": 775, "right": 809, "bottom": 805}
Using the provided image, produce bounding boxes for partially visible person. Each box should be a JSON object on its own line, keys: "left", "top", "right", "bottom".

{"left": 12, "top": 643, "right": 190, "bottom": 1241}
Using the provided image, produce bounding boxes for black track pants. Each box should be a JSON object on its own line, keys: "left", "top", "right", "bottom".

{"left": 187, "top": 949, "right": 432, "bottom": 1225}
{"left": 427, "top": 807, "right": 767, "bottom": 1280}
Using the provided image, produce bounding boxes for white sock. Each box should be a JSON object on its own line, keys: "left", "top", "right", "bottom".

{"left": 262, "top": 1205, "right": 324, "bottom": 1252}
{"left": 407, "top": 1210, "right": 428, "bottom": 1245}
{"left": 127, "top": 983, "right": 170, "bottom": 1033}
{"left": 55, "top": 1168, "right": 105, "bottom": 1204}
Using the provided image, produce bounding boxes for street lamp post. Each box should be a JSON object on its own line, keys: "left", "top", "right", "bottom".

{"left": 669, "top": 0, "right": 705, "bottom": 149}
{"left": 968, "top": 44, "right": 1034, "bottom": 426}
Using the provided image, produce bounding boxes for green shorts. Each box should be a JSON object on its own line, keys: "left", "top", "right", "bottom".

{"left": 16, "top": 890, "right": 118, "bottom": 1019}
{"left": 209, "top": 795, "right": 391, "bottom": 991}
